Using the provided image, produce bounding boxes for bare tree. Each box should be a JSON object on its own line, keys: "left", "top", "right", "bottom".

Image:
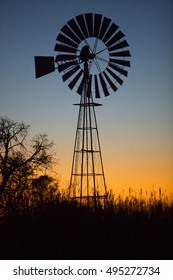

{"left": 0, "top": 116, "right": 55, "bottom": 199}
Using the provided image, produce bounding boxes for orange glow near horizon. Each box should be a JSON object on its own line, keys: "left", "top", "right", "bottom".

{"left": 57, "top": 148, "right": 173, "bottom": 199}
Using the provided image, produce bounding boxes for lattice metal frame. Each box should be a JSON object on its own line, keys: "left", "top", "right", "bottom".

{"left": 34, "top": 13, "right": 131, "bottom": 207}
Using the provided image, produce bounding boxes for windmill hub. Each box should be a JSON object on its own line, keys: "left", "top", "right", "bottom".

{"left": 80, "top": 45, "right": 96, "bottom": 62}
{"left": 78, "top": 38, "right": 109, "bottom": 75}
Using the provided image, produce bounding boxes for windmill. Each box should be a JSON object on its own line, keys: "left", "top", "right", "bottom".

{"left": 34, "top": 13, "right": 131, "bottom": 207}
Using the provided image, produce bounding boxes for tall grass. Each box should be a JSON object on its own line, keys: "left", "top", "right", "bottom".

{"left": 0, "top": 184, "right": 172, "bottom": 219}
{"left": 105, "top": 187, "right": 173, "bottom": 217}
{"left": 0, "top": 186, "right": 172, "bottom": 259}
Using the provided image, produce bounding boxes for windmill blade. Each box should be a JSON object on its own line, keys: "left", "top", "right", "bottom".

{"left": 94, "top": 75, "right": 100, "bottom": 98}
{"left": 34, "top": 56, "right": 55, "bottom": 78}
{"left": 103, "top": 23, "right": 119, "bottom": 44}
{"left": 109, "top": 58, "right": 131, "bottom": 67}
{"left": 61, "top": 24, "right": 80, "bottom": 44}
{"left": 55, "top": 54, "right": 77, "bottom": 62}
{"left": 98, "top": 17, "right": 111, "bottom": 40}
{"left": 76, "top": 14, "right": 89, "bottom": 38}
{"left": 106, "top": 67, "right": 123, "bottom": 85}
{"left": 106, "top": 31, "right": 125, "bottom": 48}
{"left": 62, "top": 65, "right": 80, "bottom": 81}
{"left": 108, "top": 63, "right": 128, "bottom": 77}
{"left": 108, "top": 40, "right": 129, "bottom": 52}
{"left": 54, "top": 44, "right": 77, "bottom": 54}
{"left": 85, "top": 13, "right": 93, "bottom": 37}
{"left": 99, "top": 74, "right": 110, "bottom": 96}
{"left": 77, "top": 76, "right": 85, "bottom": 95}
{"left": 87, "top": 75, "right": 92, "bottom": 98}
{"left": 67, "top": 18, "right": 85, "bottom": 41}
{"left": 68, "top": 70, "right": 83, "bottom": 90}
{"left": 110, "top": 50, "right": 131, "bottom": 57}
{"left": 103, "top": 71, "right": 118, "bottom": 92}
{"left": 58, "top": 60, "right": 78, "bottom": 72}
{"left": 94, "top": 14, "right": 102, "bottom": 37}
{"left": 56, "top": 33, "right": 78, "bottom": 48}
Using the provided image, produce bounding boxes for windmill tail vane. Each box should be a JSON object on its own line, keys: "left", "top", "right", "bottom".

{"left": 34, "top": 13, "right": 131, "bottom": 208}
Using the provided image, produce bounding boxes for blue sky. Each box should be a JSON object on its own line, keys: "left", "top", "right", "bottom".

{"left": 0, "top": 0, "right": 173, "bottom": 195}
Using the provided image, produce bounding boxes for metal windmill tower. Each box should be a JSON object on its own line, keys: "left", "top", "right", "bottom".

{"left": 34, "top": 13, "right": 131, "bottom": 207}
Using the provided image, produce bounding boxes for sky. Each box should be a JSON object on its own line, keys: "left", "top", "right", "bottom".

{"left": 0, "top": 0, "right": 173, "bottom": 197}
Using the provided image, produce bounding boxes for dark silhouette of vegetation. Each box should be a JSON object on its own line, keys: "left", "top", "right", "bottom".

{"left": 0, "top": 116, "right": 172, "bottom": 260}
{"left": 0, "top": 116, "right": 55, "bottom": 201}
{"left": 0, "top": 187, "right": 172, "bottom": 260}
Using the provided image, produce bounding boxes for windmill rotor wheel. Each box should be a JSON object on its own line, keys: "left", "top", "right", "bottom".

{"left": 55, "top": 13, "right": 131, "bottom": 98}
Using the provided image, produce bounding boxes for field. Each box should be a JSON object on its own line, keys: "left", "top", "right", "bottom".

{"left": 0, "top": 187, "right": 173, "bottom": 260}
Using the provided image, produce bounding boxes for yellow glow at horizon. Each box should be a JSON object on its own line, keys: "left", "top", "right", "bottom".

{"left": 57, "top": 150, "right": 173, "bottom": 198}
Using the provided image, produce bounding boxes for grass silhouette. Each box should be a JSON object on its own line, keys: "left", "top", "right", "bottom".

{"left": 0, "top": 188, "right": 172, "bottom": 260}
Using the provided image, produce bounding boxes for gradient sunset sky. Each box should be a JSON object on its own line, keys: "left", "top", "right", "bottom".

{"left": 0, "top": 0, "right": 173, "bottom": 196}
